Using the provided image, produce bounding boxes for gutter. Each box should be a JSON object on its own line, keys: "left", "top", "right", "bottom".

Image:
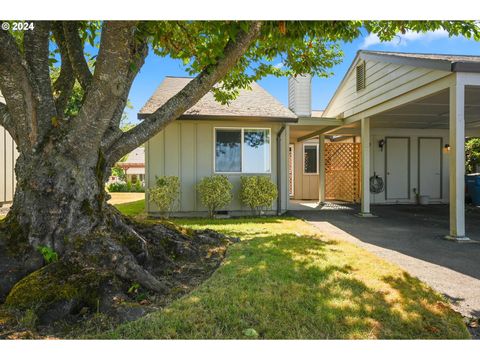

{"left": 276, "top": 125, "right": 286, "bottom": 216}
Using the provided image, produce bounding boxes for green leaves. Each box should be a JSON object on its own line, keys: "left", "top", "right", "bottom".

{"left": 37, "top": 246, "right": 59, "bottom": 264}
{"left": 51, "top": 20, "right": 480, "bottom": 109}
{"left": 242, "top": 328, "right": 259, "bottom": 338}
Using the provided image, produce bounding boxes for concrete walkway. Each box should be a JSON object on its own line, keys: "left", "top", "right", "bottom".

{"left": 291, "top": 204, "right": 480, "bottom": 318}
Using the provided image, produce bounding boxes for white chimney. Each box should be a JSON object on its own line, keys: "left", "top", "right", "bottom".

{"left": 288, "top": 74, "right": 312, "bottom": 117}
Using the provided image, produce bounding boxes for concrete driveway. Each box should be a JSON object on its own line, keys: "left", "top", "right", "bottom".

{"left": 290, "top": 204, "right": 480, "bottom": 318}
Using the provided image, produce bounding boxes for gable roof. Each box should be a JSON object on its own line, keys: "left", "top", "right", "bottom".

{"left": 360, "top": 50, "right": 480, "bottom": 72}
{"left": 323, "top": 50, "right": 480, "bottom": 117}
{"left": 138, "top": 76, "right": 297, "bottom": 122}
{"left": 118, "top": 147, "right": 144, "bottom": 165}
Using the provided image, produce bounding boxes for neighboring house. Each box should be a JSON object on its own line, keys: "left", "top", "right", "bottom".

{"left": 116, "top": 147, "right": 145, "bottom": 184}
{"left": 0, "top": 94, "right": 18, "bottom": 206}
{"left": 143, "top": 51, "right": 480, "bottom": 241}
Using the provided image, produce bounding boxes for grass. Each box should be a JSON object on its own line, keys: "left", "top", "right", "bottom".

{"left": 113, "top": 199, "right": 146, "bottom": 217}
{"left": 103, "top": 200, "right": 470, "bottom": 339}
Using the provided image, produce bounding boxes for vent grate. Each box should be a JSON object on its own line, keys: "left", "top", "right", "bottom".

{"left": 356, "top": 61, "right": 366, "bottom": 91}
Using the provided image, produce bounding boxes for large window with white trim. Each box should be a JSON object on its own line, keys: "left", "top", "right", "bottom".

{"left": 215, "top": 128, "right": 271, "bottom": 173}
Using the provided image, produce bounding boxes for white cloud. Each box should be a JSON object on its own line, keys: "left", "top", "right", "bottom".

{"left": 273, "top": 62, "right": 284, "bottom": 69}
{"left": 360, "top": 29, "right": 450, "bottom": 49}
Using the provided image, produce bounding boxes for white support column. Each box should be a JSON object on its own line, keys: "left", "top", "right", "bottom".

{"left": 359, "top": 118, "right": 373, "bottom": 216}
{"left": 319, "top": 134, "right": 326, "bottom": 204}
{"left": 447, "top": 82, "right": 469, "bottom": 241}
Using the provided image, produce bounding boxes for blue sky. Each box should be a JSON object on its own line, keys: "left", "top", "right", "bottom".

{"left": 124, "top": 29, "right": 480, "bottom": 123}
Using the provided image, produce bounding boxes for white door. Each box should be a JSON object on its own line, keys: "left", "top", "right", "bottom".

{"left": 385, "top": 137, "right": 410, "bottom": 200}
{"left": 419, "top": 138, "right": 442, "bottom": 199}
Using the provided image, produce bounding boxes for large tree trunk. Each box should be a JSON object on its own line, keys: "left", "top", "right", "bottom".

{"left": 0, "top": 146, "right": 171, "bottom": 302}
{"left": 10, "top": 149, "right": 106, "bottom": 251}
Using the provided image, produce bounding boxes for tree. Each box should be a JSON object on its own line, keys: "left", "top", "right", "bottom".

{"left": 466, "top": 137, "right": 480, "bottom": 173}
{"left": 0, "top": 20, "right": 478, "bottom": 315}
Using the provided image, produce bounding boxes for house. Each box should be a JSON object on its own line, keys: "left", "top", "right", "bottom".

{"left": 116, "top": 147, "right": 145, "bottom": 184}
{"left": 143, "top": 51, "right": 480, "bottom": 241}
{"left": 0, "top": 94, "right": 18, "bottom": 207}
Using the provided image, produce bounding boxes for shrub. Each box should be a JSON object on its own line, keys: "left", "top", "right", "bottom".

{"left": 111, "top": 166, "right": 126, "bottom": 181}
{"left": 197, "top": 175, "right": 233, "bottom": 218}
{"left": 148, "top": 176, "right": 181, "bottom": 218}
{"left": 240, "top": 176, "right": 278, "bottom": 216}
{"left": 107, "top": 179, "right": 144, "bottom": 193}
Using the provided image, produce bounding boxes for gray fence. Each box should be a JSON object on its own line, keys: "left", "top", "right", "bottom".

{"left": 0, "top": 126, "right": 17, "bottom": 205}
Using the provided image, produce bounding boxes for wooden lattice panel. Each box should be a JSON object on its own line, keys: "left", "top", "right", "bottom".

{"left": 324, "top": 143, "right": 361, "bottom": 202}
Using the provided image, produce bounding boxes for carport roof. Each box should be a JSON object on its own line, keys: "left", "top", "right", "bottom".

{"left": 360, "top": 50, "right": 480, "bottom": 72}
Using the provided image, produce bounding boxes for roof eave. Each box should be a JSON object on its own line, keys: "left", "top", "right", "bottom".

{"left": 359, "top": 51, "right": 452, "bottom": 72}
{"left": 451, "top": 62, "right": 480, "bottom": 73}
{"left": 137, "top": 113, "right": 298, "bottom": 123}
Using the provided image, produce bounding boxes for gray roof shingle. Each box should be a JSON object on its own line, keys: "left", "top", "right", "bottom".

{"left": 138, "top": 77, "right": 297, "bottom": 121}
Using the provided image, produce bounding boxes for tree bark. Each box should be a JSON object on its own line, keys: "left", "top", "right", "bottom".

{"left": 0, "top": 20, "right": 264, "bottom": 315}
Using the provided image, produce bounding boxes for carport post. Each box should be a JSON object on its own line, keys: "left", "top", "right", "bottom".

{"left": 447, "top": 82, "right": 469, "bottom": 241}
{"left": 319, "top": 134, "right": 326, "bottom": 203}
{"left": 359, "top": 117, "right": 373, "bottom": 216}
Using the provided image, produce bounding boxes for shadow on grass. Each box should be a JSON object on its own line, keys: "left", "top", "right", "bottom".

{"left": 103, "top": 229, "right": 468, "bottom": 339}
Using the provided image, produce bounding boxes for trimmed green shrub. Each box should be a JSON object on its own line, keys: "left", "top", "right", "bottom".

{"left": 240, "top": 176, "right": 278, "bottom": 216}
{"left": 107, "top": 180, "right": 145, "bottom": 193}
{"left": 197, "top": 175, "right": 233, "bottom": 218}
{"left": 148, "top": 176, "right": 181, "bottom": 218}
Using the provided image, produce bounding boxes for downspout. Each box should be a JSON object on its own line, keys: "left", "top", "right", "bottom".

{"left": 276, "top": 125, "right": 286, "bottom": 215}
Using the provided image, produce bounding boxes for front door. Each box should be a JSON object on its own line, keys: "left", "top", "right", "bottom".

{"left": 418, "top": 137, "right": 442, "bottom": 199}
{"left": 385, "top": 137, "right": 410, "bottom": 200}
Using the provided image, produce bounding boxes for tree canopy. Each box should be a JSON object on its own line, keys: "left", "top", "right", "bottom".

{"left": 2, "top": 21, "right": 479, "bottom": 165}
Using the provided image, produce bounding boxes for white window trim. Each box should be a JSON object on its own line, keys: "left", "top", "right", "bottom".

{"left": 303, "top": 143, "right": 319, "bottom": 175}
{"left": 213, "top": 127, "right": 272, "bottom": 174}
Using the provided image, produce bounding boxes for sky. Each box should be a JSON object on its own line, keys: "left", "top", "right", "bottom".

{"left": 123, "top": 29, "right": 480, "bottom": 124}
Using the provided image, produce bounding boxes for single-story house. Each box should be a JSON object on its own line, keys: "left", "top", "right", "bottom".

{"left": 142, "top": 51, "right": 480, "bottom": 241}
{"left": 116, "top": 147, "right": 145, "bottom": 184}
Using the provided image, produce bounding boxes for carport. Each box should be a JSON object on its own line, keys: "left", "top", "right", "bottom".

{"left": 288, "top": 51, "right": 480, "bottom": 242}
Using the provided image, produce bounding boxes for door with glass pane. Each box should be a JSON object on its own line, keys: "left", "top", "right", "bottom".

{"left": 301, "top": 142, "right": 319, "bottom": 199}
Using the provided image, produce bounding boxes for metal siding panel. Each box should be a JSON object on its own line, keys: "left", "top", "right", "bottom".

{"left": 0, "top": 127, "right": 5, "bottom": 203}
{"left": 4, "top": 131, "right": 14, "bottom": 202}
{"left": 180, "top": 123, "right": 196, "bottom": 212}
{"left": 195, "top": 123, "right": 212, "bottom": 211}
{"left": 164, "top": 123, "right": 180, "bottom": 177}
{"left": 145, "top": 131, "right": 165, "bottom": 213}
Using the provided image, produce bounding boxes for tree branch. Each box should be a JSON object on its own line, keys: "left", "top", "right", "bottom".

{"left": 24, "top": 21, "right": 57, "bottom": 138}
{"left": 52, "top": 22, "right": 75, "bottom": 118}
{"left": 101, "top": 42, "right": 148, "bottom": 151}
{"left": 106, "top": 21, "right": 263, "bottom": 163}
{"left": 0, "top": 28, "right": 38, "bottom": 150}
{"left": 0, "top": 101, "right": 17, "bottom": 142}
{"left": 63, "top": 21, "right": 93, "bottom": 91}
{"left": 67, "top": 21, "right": 146, "bottom": 156}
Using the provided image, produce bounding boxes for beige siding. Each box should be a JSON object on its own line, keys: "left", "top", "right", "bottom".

{"left": 146, "top": 120, "right": 286, "bottom": 215}
{"left": 369, "top": 128, "right": 450, "bottom": 205}
{"left": 0, "top": 126, "right": 18, "bottom": 205}
{"left": 324, "top": 59, "right": 451, "bottom": 119}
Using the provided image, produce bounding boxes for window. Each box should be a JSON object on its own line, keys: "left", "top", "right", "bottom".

{"left": 215, "top": 129, "right": 242, "bottom": 172}
{"left": 215, "top": 128, "right": 271, "bottom": 173}
{"left": 303, "top": 144, "right": 318, "bottom": 174}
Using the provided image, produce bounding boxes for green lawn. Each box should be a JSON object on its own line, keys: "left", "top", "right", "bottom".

{"left": 102, "top": 199, "right": 469, "bottom": 339}
{"left": 113, "top": 199, "right": 146, "bottom": 217}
